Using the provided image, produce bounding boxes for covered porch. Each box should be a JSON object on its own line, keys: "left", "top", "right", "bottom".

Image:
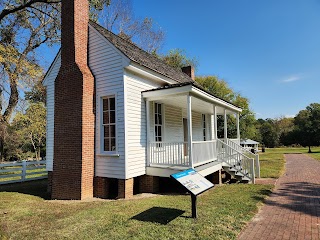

{"left": 142, "top": 83, "right": 242, "bottom": 175}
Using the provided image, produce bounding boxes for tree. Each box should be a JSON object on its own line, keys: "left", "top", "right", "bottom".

{"left": 294, "top": 103, "right": 320, "bottom": 153}
{"left": 275, "top": 117, "right": 295, "bottom": 146}
{"left": 0, "top": 0, "right": 59, "bottom": 22}
{"left": 0, "top": 0, "right": 61, "bottom": 159}
{"left": 25, "top": 80, "right": 46, "bottom": 104}
{"left": 12, "top": 102, "right": 46, "bottom": 159}
{"left": 99, "top": 0, "right": 164, "bottom": 53}
{"left": 161, "top": 49, "right": 198, "bottom": 69}
{"left": 195, "top": 76, "right": 258, "bottom": 140}
{"left": 259, "top": 119, "right": 279, "bottom": 148}
{"left": 0, "top": 0, "right": 111, "bottom": 23}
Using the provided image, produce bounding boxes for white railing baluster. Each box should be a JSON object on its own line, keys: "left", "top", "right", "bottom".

{"left": 148, "top": 141, "right": 218, "bottom": 167}
{"left": 217, "top": 139, "right": 255, "bottom": 183}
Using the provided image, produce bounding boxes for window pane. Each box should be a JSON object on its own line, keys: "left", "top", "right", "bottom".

{"left": 155, "top": 126, "right": 158, "bottom": 137}
{"left": 111, "top": 138, "right": 116, "bottom": 151}
{"left": 155, "top": 113, "right": 158, "bottom": 124}
{"left": 109, "top": 98, "right": 115, "bottom": 110}
{"left": 155, "top": 103, "right": 158, "bottom": 114}
{"left": 104, "top": 126, "right": 110, "bottom": 138}
{"left": 104, "top": 138, "right": 110, "bottom": 151}
{"left": 158, "top": 115, "right": 162, "bottom": 125}
{"left": 103, "top": 111, "right": 109, "bottom": 124}
{"left": 158, "top": 126, "right": 162, "bottom": 136}
{"left": 158, "top": 103, "right": 161, "bottom": 114}
{"left": 110, "top": 110, "right": 115, "bottom": 123}
{"left": 103, "top": 99, "right": 109, "bottom": 111}
{"left": 158, "top": 136, "right": 162, "bottom": 142}
{"left": 110, "top": 125, "right": 115, "bottom": 137}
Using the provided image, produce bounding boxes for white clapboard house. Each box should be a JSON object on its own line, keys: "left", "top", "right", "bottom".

{"left": 43, "top": 20, "right": 260, "bottom": 199}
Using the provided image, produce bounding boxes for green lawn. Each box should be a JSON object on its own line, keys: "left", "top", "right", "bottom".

{"left": 4, "top": 146, "right": 320, "bottom": 239}
{"left": 0, "top": 180, "right": 272, "bottom": 240}
{"left": 259, "top": 147, "right": 320, "bottom": 178}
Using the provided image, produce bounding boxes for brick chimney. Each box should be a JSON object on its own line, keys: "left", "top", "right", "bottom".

{"left": 181, "top": 66, "right": 195, "bottom": 80}
{"left": 52, "top": 0, "right": 95, "bottom": 200}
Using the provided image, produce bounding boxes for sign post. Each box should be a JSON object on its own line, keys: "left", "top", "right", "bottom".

{"left": 171, "top": 169, "right": 214, "bottom": 219}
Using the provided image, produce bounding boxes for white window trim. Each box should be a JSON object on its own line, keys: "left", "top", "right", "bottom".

{"left": 100, "top": 95, "right": 118, "bottom": 156}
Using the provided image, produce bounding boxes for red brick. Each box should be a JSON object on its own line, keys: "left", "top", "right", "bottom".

{"left": 238, "top": 154, "right": 320, "bottom": 240}
{"left": 139, "top": 175, "right": 159, "bottom": 193}
{"left": 118, "top": 178, "right": 134, "bottom": 199}
{"left": 51, "top": 0, "right": 94, "bottom": 200}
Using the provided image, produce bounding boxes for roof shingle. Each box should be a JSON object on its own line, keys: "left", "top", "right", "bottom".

{"left": 89, "top": 21, "right": 194, "bottom": 84}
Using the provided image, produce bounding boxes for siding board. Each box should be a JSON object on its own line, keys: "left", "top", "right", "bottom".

{"left": 124, "top": 70, "right": 162, "bottom": 178}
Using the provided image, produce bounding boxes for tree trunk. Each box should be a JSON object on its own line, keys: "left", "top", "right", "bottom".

{"left": 0, "top": 135, "right": 4, "bottom": 161}
{"left": 308, "top": 146, "right": 312, "bottom": 153}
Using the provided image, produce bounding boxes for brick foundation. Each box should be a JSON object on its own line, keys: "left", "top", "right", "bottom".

{"left": 139, "top": 175, "right": 159, "bottom": 193}
{"left": 118, "top": 178, "right": 134, "bottom": 199}
{"left": 212, "top": 169, "right": 222, "bottom": 185}
{"left": 51, "top": 0, "right": 95, "bottom": 200}
{"left": 93, "top": 177, "right": 110, "bottom": 199}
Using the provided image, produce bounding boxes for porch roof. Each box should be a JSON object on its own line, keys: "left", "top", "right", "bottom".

{"left": 142, "top": 82, "right": 242, "bottom": 115}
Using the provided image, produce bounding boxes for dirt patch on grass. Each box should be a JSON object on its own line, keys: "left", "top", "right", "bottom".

{"left": 255, "top": 178, "right": 277, "bottom": 185}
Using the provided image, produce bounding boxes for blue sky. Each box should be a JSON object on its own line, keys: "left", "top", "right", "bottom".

{"left": 131, "top": 0, "right": 320, "bottom": 119}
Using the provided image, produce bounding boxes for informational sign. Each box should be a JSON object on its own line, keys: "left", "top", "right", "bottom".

{"left": 171, "top": 169, "right": 214, "bottom": 196}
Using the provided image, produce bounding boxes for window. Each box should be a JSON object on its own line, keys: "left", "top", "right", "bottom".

{"left": 202, "top": 114, "right": 206, "bottom": 141}
{"left": 102, "top": 97, "right": 116, "bottom": 152}
{"left": 154, "top": 103, "right": 163, "bottom": 142}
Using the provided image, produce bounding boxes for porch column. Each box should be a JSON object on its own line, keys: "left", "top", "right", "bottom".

{"left": 187, "top": 95, "right": 193, "bottom": 168}
{"left": 213, "top": 105, "right": 218, "bottom": 140}
{"left": 146, "top": 100, "right": 151, "bottom": 166}
{"left": 236, "top": 112, "right": 240, "bottom": 140}
{"left": 224, "top": 109, "right": 228, "bottom": 141}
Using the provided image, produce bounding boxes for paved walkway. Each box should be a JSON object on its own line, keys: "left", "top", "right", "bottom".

{"left": 238, "top": 154, "right": 320, "bottom": 240}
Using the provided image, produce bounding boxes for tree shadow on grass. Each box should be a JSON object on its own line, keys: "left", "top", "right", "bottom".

{"left": 131, "top": 207, "right": 185, "bottom": 225}
{"left": 0, "top": 179, "right": 50, "bottom": 200}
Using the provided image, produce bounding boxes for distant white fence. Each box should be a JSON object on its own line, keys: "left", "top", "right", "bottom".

{"left": 0, "top": 160, "right": 47, "bottom": 185}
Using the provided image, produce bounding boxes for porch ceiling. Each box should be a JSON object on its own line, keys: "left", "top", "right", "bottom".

{"left": 155, "top": 95, "right": 229, "bottom": 114}
{"left": 142, "top": 84, "right": 241, "bottom": 115}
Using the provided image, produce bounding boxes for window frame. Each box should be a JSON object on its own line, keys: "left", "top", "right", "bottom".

{"left": 100, "top": 95, "right": 117, "bottom": 154}
{"left": 154, "top": 102, "right": 164, "bottom": 144}
{"left": 202, "top": 114, "right": 206, "bottom": 141}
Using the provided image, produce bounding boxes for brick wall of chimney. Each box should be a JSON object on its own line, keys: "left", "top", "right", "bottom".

{"left": 52, "top": 0, "right": 95, "bottom": 200}
{"left": 181, "top": 66, "right": 195, "bottom": 80}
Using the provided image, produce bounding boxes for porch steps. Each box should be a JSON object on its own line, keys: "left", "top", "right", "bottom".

{"left": 222, "top": 165, "right": 251, "bottom": 184}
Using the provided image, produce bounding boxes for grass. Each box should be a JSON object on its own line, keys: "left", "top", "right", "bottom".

{"left": 0, "top": 180, "right": 273, "bottom": 240}
{"left": 259, "top": 147, "right": 320, "bottom": 178}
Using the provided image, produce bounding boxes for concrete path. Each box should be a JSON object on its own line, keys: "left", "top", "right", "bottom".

{"left": 238, "top": 154, "right": 320, "bottom": 240}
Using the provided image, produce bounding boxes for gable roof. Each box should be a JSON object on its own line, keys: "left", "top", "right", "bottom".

{"left": 89, "top": 21, "right": 194, "bottom": 84}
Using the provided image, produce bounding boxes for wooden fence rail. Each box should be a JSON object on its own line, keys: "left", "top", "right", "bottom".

{"left": 0, "top": 160, "right": 47, "bottom": 185}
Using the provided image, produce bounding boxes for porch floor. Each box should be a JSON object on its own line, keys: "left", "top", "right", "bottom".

{"left": 146, "top": 160, "right": 222, "bottom": 177}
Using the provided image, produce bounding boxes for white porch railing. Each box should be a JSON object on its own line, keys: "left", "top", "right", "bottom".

{"left": 0, "top": 160, "right": 47, "bottom": 185}
{"left": 149, "top": 142, "right": 190, "bottom": 166}
{"left": 228, "top": 139, "right": 260, "bottom": 178}
{"left": 217, "top": 139, "right": 255, "bottom": 183}
{"left": 192, "top": 140, "right": 217, "bottom": 167}
{"left": 149, "top": 141, "right": 218, "bottom": 167}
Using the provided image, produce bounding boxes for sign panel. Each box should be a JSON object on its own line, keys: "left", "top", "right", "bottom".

{"left": 171, "top": 169, "right": 214, "bottom": 196}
